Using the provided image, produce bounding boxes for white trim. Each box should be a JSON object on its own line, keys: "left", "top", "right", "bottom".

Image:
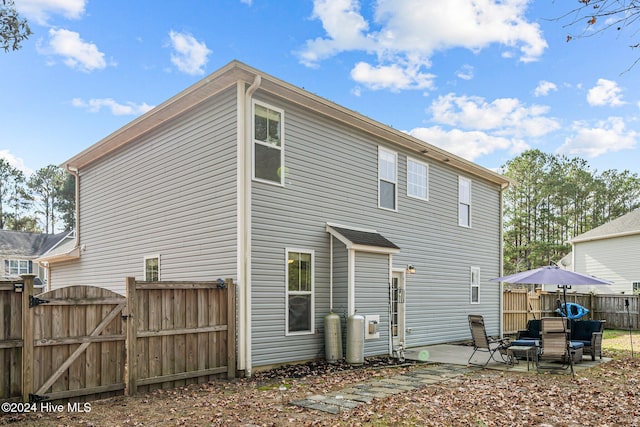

{"left": 252, "top": 100, "right": 285, "bottom": 186}
{"left": 143, "top": 254, "right": 161, "bottom": 281}
{"left": 458, "top": 176, "right": 472, "bottom": 228}
{"left": 378, "top": 146, "right": 398, "bottom": 211}
{"left": 285, "top": 248, "right": 315, "bottom": 336}
{"left": 470, "top": 266, "right": 480, "bottom": 304}
{"left": 391, "top": 268, "right": 406, "bottom": 354}
{"left": 348, "top": 249, "right": 356, "bottom": 316}
{"left": 406, "top": 157, "right": 429, "bottom": 201}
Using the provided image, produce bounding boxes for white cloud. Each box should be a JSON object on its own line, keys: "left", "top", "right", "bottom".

{"left": 71, "top": 98, "right": 154, "bottom": 116}
{"left": 168, "top": 30, "right": 212, "bottom": 75}
{"left": 298, "top": 0, "right": 547, "bottom": 90}
{"left": 534, "top": 80, "right": 557, "bottom": 97}
{"left": 587, "top": 79, "right": 625, "bottom": 106}
{"left": 456, "top": 64, "right": 474, "bottom": 81}
{"left": 16, "top": 0, "right": 86, "bottom": 25}
{"left": 298, "top": 0, "right": 375, "bottom": 67}
{"left": 557, "top": 117, "right": 637, "bottom": 158}
{"left": 42, "top": 28, "right": 107, "bottom": 72}
{"left": 0, "top": 150, "right": 33, "bottom": 176}
{"left": 239, "top": 0, "right": 253, "bottom": 5}
{"left": 407, "top": 126, "right": 525, "bottom": 161}
{"left": 429, "top": 93, "right": 560, "bottom": 138}
{"left": 350, "top": 62, "right": 435, "bottom": 91}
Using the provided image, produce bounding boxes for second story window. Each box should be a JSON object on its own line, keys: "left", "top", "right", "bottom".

{"left": 459, "top": 176, "right": 471, "bottom": 227}
{"left": 378, "top": 147, "right": 397, "bottom": 211}
{"left": 4, "top": 259, "right": 31, "bottom": 277}
{"left": 253, "top": 102, "right": 284, "bottom": 185}
{"left": 407, "top": 158, "right": 428, "bottom": 200}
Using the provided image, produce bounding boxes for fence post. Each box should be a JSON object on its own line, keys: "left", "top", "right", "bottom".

{"left": 20, "top": 274, "right": 34, "bottom": 403}
{"left": 226, "top": 278, "right": 236, "bottom": 378}
{"left": 125, "top": 277, "right": 137, "bottom": 396}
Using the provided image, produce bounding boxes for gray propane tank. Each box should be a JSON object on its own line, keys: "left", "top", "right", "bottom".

{"left": 346, "top": 312, "right": 365, "bottom": 365}
{"left": 324, "top": 311, "right": 343, "bottom": 362}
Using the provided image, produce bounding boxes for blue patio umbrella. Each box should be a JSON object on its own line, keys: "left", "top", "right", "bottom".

{"left": 492, "top": 266, "right": 613, "bottom": 375}
{"left": 491, "top": 266, "right": 613, "bottom": 315}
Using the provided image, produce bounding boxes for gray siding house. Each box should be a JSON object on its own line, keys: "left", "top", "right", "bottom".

{"left": 0, "top": 230, "right": 73, "bottom": 288}
{"left": 562, "top": 209, "right": 640, "bottom": 294}
{"left": 42, "top": 61, "right": 510, "bottom": 374}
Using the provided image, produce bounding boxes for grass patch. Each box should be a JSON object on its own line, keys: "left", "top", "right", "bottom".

{"left": 603, "top": 329, "right": 640, "bottom": 357}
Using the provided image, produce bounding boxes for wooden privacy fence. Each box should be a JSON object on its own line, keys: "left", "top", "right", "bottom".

{"left": 503, "top": 289, "right": 640, "bottom": 334}
{"left": 0, "top": 275, "right": 235, "bottom": 404}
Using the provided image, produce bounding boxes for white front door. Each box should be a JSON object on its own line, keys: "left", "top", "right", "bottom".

{"left": 391, "top": 271, "right": 405, "bottom": 349}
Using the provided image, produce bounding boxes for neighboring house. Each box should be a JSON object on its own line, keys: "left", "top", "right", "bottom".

{"left": 40, "top": 61, "right": 510, "bottom": 375}
{"left": 0, "top": 230, "right": 74, "bottom": 289}
{"left": 561, "top": 209, "right": 640, "bottom": 294}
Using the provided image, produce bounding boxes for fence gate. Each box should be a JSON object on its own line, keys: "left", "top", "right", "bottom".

{"left": 26, "top": 285, "right": 127, "bottom": 402}
{"left": 0, "top": 281, "right": 24, "bottom": 402}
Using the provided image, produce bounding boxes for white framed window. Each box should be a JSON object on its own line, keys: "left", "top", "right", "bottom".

{"left": 253, "top": 101, "right": 284, "bottom": 185}
{"left": 407, "top": 158, "right": 429, "bottom": 200}
{"left": 458, "top": 176, "right": 471, "bottom": 227}
{"left": 4, "top": 259, "right": 31, "bottom": 277}
{"left": 633, "top": 282, "right": 640, "bottom": 294}
{"left": 378, "top": 147, "right": 397, "bottom": 211}
{"left": 470, "top": 266, "right": 480, "bottom": 304}
{"left": 144, "top": 255, "right": 160, "bottom": 281}
{"left": 286, "top": 248, "right": 314, "bottom": 335}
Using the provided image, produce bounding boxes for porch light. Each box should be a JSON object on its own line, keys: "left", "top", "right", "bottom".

{"left": 407, "top": 264, "right": 416, "bottom": 274}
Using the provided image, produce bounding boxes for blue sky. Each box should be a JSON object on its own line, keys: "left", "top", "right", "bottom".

{"left": 2, "top": 0, "right": 639, "bottom": 177}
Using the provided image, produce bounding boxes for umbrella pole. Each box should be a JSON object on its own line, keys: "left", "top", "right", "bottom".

{"left": 562, "top": 285, "right": 575, "bottom": 377}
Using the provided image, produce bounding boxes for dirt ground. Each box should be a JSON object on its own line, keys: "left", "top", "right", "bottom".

{"left": 3, "top": 352, "right": 640, "bottom": 427}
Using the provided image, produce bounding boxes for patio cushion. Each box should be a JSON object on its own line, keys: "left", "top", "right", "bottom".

{"left": 569, "top": 341, "right": 584, "bottom": 349}
{"left": 511, "top": 339, "right": 537, "bottom": 347}
{"left": 571, "top": 320, "right": 602, "bottom": 341}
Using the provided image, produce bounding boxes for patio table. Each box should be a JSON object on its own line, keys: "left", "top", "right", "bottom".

{"left": 507, "top": 345, "right": 536, "bottom": 371}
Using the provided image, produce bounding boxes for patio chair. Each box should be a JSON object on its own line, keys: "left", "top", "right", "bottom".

{"left": 467, "top": 314, "right": 512, "bottom": 367}
{"left": 536, "top": 317, "right": 575, "bottom": 375}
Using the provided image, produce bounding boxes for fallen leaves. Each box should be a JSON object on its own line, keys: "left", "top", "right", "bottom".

{"left": 3, "top": 356, "right": 640, "bottom": 426}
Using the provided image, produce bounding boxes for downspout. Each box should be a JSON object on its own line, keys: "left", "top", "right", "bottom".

{"left": 67, "top": 166, "right": 80, "bottom": 250}
{"left": 242, "top": 74, "right": 261, "bottom": 377}
{"left": 499, "top": 183, "right": 506, "bottom": 338}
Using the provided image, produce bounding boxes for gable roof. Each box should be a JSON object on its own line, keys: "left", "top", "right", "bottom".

{"left": 572, "top": 209, "right": 640, "bottom": 243}
{"left": 326, "top": 223, "right": 400, "bottom": 254}
{"left": 0, "top": 230, "right": 72, "bottom": 257}
{"left": 64, "top": 60, "right": 510, "bottom": 189}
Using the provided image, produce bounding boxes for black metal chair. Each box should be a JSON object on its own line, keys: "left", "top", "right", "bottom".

{"left": 467, "top": 314, "right": 512, "bottom": 367}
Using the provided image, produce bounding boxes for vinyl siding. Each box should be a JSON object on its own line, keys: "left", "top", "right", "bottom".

{"left": 250, "top": 91, "right": 503, "bottom": 367}
{"left": 573, "top": 234, "right": 640, "bottom": 294}
{"left": 50, "top": 87, "right": 239, "bottom": 294}
{"left": 354, "top": 251, "right": 390, "bottom": 357}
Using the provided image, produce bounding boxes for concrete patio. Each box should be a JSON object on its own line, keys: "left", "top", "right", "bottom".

{"left": 407, "top": 343, "right": 611, "bottom": 373}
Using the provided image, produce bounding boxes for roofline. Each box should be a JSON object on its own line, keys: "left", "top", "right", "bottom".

{"left": 571, "top": 229, "right": 640, "bottom": 244}
{"left": 64, "top": 60, "right": 511, "bottom": 187}
{"left": 36, "top": 246, "right": 80, "bottom": 265}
